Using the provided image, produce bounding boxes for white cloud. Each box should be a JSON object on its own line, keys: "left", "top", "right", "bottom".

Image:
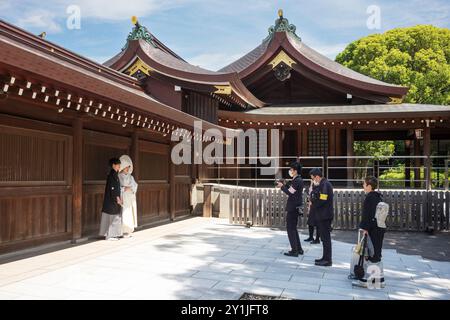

{"left": 380, "top": 0, "right": 450, "bottom": 29}
{"left": 64, "top": 0, "right": 188, "bottom": 21}
{"left": 17, "top": 9, "right": 62, "bottom": 33}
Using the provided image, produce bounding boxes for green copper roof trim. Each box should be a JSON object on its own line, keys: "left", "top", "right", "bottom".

{"left": 122, "top": 22, "right": 157, "bottom": 50}
{"left": 264, "top": 14, "right": 301, "bottom": 43}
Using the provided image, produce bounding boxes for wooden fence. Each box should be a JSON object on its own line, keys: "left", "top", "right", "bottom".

{"left": 228, "top": 187, "right": 450, "bottom": 231}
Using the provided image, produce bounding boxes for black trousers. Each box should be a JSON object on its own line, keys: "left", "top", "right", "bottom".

{"left": 317, "top": 219, "right": 332, "bottom": 261}
{"left": 286, "top": 210, "right": 302, "bottom": 252}
{"left": 308, "top": 225, "right": 319, "bottom": 240}
{"left": 369, "top": 227, "right": 385, "bottom": 263}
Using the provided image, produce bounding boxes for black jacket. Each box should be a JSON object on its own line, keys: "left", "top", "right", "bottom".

{"left": 310, "top": 178, "right": 334, "bottom": 221}
{"left": 359, "top": 191, "right": 382, "bottom": 230}
{"left": 306, "top": 184, "right": 319, "bottom": 226}
{"left": 281, "top": 175, "right": 304, "bottom": 212}
{"left": 101, "top": 169, "right": 122, "bottom": 215}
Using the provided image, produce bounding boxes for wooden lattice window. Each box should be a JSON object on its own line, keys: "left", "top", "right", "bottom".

{"left": 308, "top": 129, "right": 328, "bottom": 156}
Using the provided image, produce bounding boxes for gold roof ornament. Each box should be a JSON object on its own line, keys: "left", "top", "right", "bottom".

{"left": 268, "top": 50, "right": 296, "bottom": 68}
{"left": 214, "top": 85, "right": 232, "bottom": 95}
{"left": 278, "top": 9, "right": 283, "bottom": 18}
{"left": 388, "top": 97, "right": 403, "bottom": 104}
{"left": 38, "top": 32, "right": 46, "bottom": 39}
{"left": 131, "top": 16, "right": 138, "bottom": 25}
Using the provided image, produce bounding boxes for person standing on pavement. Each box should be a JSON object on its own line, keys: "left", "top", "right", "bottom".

{"left": 304, "top": 182, "right": 320, "bottom": 244}
{"left": 309, "top": 168, "right": 334, "bottom": 266}
{"left": 99, "top": 158, "right": 124, "bottom": 241}
{"left": 360, "top": 176, "right": 385, "bottom": 263}
{"left": 277, "top": 162, "right": 304, "bottom": 257}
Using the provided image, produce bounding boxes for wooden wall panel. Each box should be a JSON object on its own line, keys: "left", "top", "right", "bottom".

{"left": 0, "top": 122, "right": 72, "bottom": 253}
{"left": 0, "top": 125, "right": 71, "bottom": 186}
{"left": 183, "top": 91, "right": 218, "bottom": 124}
{"left": 137, "top": 183, "right": 170, "bottom": 224}
{"left": 173, "top": 183, "right": 191, "bottom": 217}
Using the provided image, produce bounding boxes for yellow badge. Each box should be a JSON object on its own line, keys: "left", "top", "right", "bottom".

{"left": 319, "top": 193, "right": 328, "bottom": 200}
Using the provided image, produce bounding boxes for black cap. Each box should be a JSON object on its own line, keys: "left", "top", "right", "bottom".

{"left": 289, "top": 162, "right": 303, "bottom": 173}
{"left": 309, "top": 168, "right": 323, "bottom": 177}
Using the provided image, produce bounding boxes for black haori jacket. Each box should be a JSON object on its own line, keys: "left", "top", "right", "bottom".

{"left": 281, "top": 175, "right": 304, "bottom": 212}
{"left": 359, "top": 191, "right": 382, "bottom": 231}
{"left": 101, "top": 169, "right": 122, "bottom": 215}
{"left": 310, "top": 178, "right": 334, "bottom": 221}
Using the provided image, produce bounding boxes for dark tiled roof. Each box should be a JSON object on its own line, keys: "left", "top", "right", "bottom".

{"left": 218, "top": 40, "right": 270, "bottom": 73}
{"left": 287, "top": 35, "right": 404, "bottom": 88}
{"left": 245, "top": 104, "right": 450, "bottom": 115}
{"left": 218, "top": 32, "right": 404, "bottom": 89}
{"left": 140, "top": 40, "right": 228, "bottom": 76}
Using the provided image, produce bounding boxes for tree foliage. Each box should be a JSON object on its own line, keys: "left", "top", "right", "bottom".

{"left": 336, "top": 25, "right": 450, "bottom": 105}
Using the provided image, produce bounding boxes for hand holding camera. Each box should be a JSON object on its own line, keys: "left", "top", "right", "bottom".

{"left": 275, "top": 178, "right": 285, "bottom": 188}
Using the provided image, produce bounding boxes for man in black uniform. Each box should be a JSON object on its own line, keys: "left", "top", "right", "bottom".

{"left": 277, "top": 162, "right": 304, "bottom": 257}
{"left": 309, "top": 168, "right": 334, "bottom": 266}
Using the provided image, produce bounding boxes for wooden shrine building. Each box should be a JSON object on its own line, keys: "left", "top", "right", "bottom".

{"left": 1, "top": 11, "right": 449, "bottom": 253}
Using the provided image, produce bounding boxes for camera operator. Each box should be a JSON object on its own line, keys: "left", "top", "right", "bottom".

{"left": 276, "top": 162, "right": 304, "bottom": 257}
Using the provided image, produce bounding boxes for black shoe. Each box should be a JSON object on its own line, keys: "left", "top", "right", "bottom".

{"left": 314, "top": 258, "right": 324, "bottom": 263}
{"left": 315, "top": 260, "right": 332, "bottom": 267}
{"left": 284, "top": 251, "right": 299, "bottom": 257}
{"left": 304, "top": 237, "right": 313, "bottom": 242}
{"left": 311, "top": 239, "right": 320, "bottom": 244}
{"left": 298, "top": 249, "right": 304, "bottom": 255}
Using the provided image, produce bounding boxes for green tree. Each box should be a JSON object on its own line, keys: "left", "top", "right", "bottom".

{"left": 353, "top": 141, "right": 395, "bottom": 180}
{"left": 336, "top": 25, "right": 450, "bottom": 105}
{"left": 339, "top": 25, "right": 449, "bottom": 188}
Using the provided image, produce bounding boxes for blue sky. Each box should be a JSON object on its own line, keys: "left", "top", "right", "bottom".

{"left": 1, "top": 0, "right": 449, "bottom": 70}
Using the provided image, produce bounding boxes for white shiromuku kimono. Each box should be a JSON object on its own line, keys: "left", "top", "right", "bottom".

{"left": 119, "top": 155, "right": 138, "bottom": 234}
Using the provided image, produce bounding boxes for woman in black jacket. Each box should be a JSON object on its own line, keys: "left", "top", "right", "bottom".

{"left": 360, "top": 176, "right": 385, "bottom": 263}
{"left": 99, "top": 158, "right": 124, "bottom": 241}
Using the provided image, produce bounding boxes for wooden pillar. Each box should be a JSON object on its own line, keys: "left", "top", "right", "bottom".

{"left": 423, "top": 125, "right": 432, "bottom": 230}
{"left": 424, "top": 126, "right": 431, "bottom": 190}
{"left": 405, "top": 140, "right": 411, "bottom": 188}
{"left": 203, "top": 184, "right": 212, "bottom": 218}
{"left": 346, "top": 127, "right": 354, "bottom": 188}
{"left": 297, "top": 128, "right": 302, "bottom": 158}
{"left": 328, "top": 128, "right": 336, "bottom": 156}
{"left": 414, "top": 136, "right": 421, "bottom": 188}
{"left": 301, "top": 127, "right": 308, "bottom": 156}
{"left": 131, "top": 130, "right": 140, "bottom": 181}
{"left": 169, "top": 141, "right": 176, "bottom": 221}
{"left": 277, "top": 127, "right": 284, "bottom": 178}
{"left": 72, "top": 117, "right": 83, "bottom": 241}
{"left": 335, "top": 129, "right": 342, "bottom": 156}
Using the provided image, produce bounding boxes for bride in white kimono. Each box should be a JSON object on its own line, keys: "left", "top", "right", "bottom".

{"left": 118, "top": 155, "right": 138, "bottom": 236}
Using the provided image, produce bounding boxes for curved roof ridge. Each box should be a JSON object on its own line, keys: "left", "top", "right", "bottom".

{"left": 218, "top": 39, "right": 270, "bottom": 73}
{"left": 286, "top": 33, "right": 405, "bottom": 89}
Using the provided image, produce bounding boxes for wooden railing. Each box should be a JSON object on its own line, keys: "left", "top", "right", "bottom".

{"left": 225, "top": 186, "right": 450, "bottom": 231}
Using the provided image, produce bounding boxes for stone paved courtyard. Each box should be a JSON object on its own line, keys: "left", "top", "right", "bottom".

{"left": 0, "top": 217, "right": 450, "bottom": 300}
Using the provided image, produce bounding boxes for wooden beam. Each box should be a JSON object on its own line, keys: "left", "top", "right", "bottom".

{"left": 203, "top": 184, "right": 212, "bottom": 218}
{"left": 328, "top": 128, "right": 336, "bottom": 156}
{"left": 72, "top": 117, "right": 83, "bottom": 241}
{"left": 131, "top": 130, "right": 140, "bottom": 181}
{"left": 414, "top": 136, "right": 421, "bottom": 188}
{"left": 301, "top": 127, "right": 308, "bottom": 156}
{"left": 424, "top": 126, "right": 431, "bottom": 190}
{"left": 335, "top": 129, "right": 342, "bottom": 156}
{"left": 169, "top": 141, "right": 176, "bottom": 221}
{"left": 346, "top": 127, "right": 354, "bottom": 188}
{"left": 297, "top": 128, "right": 302, "bottom": 157}
{"left": 405, "top": 140, "right": 411, "bottom": 188}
